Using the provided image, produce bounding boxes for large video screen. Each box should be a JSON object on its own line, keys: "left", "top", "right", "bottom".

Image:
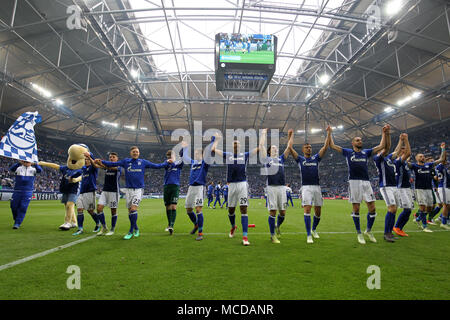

{"left": 218, "top": 33, "right": 275, "bottom": 64}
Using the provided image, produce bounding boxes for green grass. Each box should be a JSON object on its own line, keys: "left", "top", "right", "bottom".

{"left": 0, "top": 199, "right": 448, "bottom": 300}
{"left": 219, "top": 50, "right": 274, "bottom": 64}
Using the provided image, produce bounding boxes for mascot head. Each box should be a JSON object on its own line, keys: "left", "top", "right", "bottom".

{"left": 67, "top": 143, "right": 89, "bottom": 170}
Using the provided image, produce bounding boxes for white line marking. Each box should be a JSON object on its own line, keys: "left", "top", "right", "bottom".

{"left": 0, "top": 235, "right": 96, "bottom": 272}
{"left": 0, "top": 229, "right": 447, "bottom": 272}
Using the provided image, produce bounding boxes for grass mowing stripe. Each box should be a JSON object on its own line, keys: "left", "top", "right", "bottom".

{"left": 0, "top": 235, "right": 96, "bottom": 272}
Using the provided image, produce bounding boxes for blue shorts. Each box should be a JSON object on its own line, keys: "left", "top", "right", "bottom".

{"left": 61, "top": 193, "right": 79, "bottom": 204}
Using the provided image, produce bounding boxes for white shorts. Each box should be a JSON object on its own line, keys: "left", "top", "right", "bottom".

{"left": 185, "top": 185, "right": 204, "bottom": 208}
{"left": 124, "top": 188, "right": 143, "bottom": 208}
{"left": 267, "top": 185, "right": 287, "bottom": 211}
{"left": 348, "top": 180, "right": 376, "bottom": 203}
{"left": 438, "top": 187, "right": 450, "bottom": 204}
{"left": 301, "top": 185, "right": 323, "bottom": 207}
{"left": 415, "top": 189, "right": 433, "bottom": 207}
{"left": 433, "top": 189, "right": 442, "bottom": 204}
{"left": 98, "top": 191, "right": 120, "bottom": 209}
{"left": 76, "top": 191, "right": 96, "bottom": 211}
{"left": 228, "top": 181, "right": 249, "bottom": 207}
{"left": 398, "top": 188, "right": 414, "bottom": 209}
{"left": 380, "top": 186, "right": 399, "bottom": 207}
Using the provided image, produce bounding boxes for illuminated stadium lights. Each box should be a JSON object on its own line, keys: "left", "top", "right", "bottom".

{"left": 140, "top": 127, "right": 148, "bottom": 131}
{"left": 385, "top": 0, "right": 403, "bottom": 16}
{"left": 130, "top": 69, "right": 139, "bottom": 79}
{"left": 297, "top": 129, "right": 305, "bottom": 133}
{"left": 124, "top": 125, "right": 136, "bottom": 130}
{"left": 310, "top": 128, "right": 321, "bottom": 133}
{"left": 55, "top": 99, "right": 63, "bottom": 106}
{"left": 384, "top": 107, "right": 394, "bottom": 113}
{"left": 396, "top": 91, "right": 421, "bottom": 106}
{"left": 331, "top": 125, "right": 344, "bottom": 130}
{"left": 102, "top": 121, "right": 118, "bottom": 128}
{"left": 318, "top": 74, "right": 330, "bottom": 85}
{"left": 31, "top": 82, "right": 52, "bottom": 98}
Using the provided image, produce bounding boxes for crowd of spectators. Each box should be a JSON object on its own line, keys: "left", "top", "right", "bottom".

{"left": 0, "top": 121, "right": 448, "bottom": 198}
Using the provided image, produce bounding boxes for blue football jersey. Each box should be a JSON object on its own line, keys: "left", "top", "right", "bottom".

{"left": 295, "top": 153, "right": 321, "bottom": 186}
{"left": 394, "top": 158, "right": 411, "bottom": 188}
{"left": 102, "top": 168, "right": 121, "bottom": 192}
{"left": 342, "top": 148, "right": 373, "bottom": 181}
{"left": 207, "top": 185, "right": 214, "bottom": 195}
{"left": 264, "top": 154, "right": 286, "bottom": 186}
{"left": 435, "top": 164, "right": 449, "bottom": 188}
{"left": 411, "top": 162, "right": 434, "bottom": 190}
{"left": 80, "top": 165, "right": 98, "bottom": 193}
{"left": 373, "top": 153, "right": 397, "bottom": 187}
{"left": 223, "top": 152, "right": 250, "bottom": 183}
{"left": 163, "top": 160, "right": 183, "bottom": 186}
{"left": 102, "top": 158, "right": 167, "bottom": 189}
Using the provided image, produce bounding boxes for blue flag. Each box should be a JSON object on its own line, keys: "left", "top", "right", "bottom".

{"left": 0, "top": 111, "right": 41, "bottom": 163}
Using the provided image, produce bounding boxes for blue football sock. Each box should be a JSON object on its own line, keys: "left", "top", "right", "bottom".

{"left": 128, "top": 211, "right": 138, "bottom": 233}
{"left": 228, "top": 213, "right": 236, "bottom": 227}
{"left": 429, "top": 206, "right": 441, "bottom": 220}
{"left": 352, "top": 212, "right": 361, "bottom": 233}
{"left": 196, "top": 212, "right": 204, "bottom": 233}
{"left": 277, "top": 214, "right": 285, "bottom": 227}
{"left": 90, "top": 212, "right": 99, "bottom": 225}
{"left": 385, "top": 211, "right": 395, "bottom": 234}
{"left": 268, "top": 215, "right": 276, "bottom": 236}
{"left": 312, "top": 215, "right": 320, "bottom": 231}
{"left": 111, "top": 214, "right": 118, "bottom": 230}
{"left": 367, "top": 212, "right": 376, "bottom": 231}
{"left": 241, "top": 214, "right": 248, "bottom": 237}
{"left": 304, "top": 214, "right": 311, "bottom": 236}
{"left": 77, "top": 212, "right": 84, "bottom": 229}
{"left": 418, "top": 211, "right": 427, "bottom": 228}
{"left": 97, "top": 212, "right": 106, "bottom": 227}
{"left": 442, "top": 215, "right": 448, "bottom": 225}
{"left": 187, "top": 211, "right": 197, "bottom": 225}
{"left": 395, "top": 209, "right": 411, "bottom": 229}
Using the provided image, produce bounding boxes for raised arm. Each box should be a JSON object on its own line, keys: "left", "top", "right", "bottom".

{"left": 318, "top": 126, "right": 331, "bottom": 158}
{"left": 287, "top": 128, "right": 299, "bottom": 159}
{"left": 145, "top": 159, "right": 171, "bottom": 169}
{"left": 250, "top": 128, "right": 268, "bottom": 156}
{"left": 391, "top": 134, "right": 403, "bottom": 159}
{"left": 372, "top": 124, "right": 390, "bottom": 155}
{"left": 401, "top": 134, "right": 411, "bottom": 162}
{"left": 434, "top": 142, "right": 446, "bottom": 165}
{"left": 9, "top": 163, "right": 20, "bottom": 172}
{"left": 33, "top": 163, "right": 43, "bottom": 173}
{"left": 327, "top": 126, "right": 343, "bottom": 154}
{"left": 284, "top": 129, "right": 294, "bottom": 159}
{"left": 84, "top": 152, "right": 105, "bottom": 169}
{"left": 100, "top": 159, "right": 124, "bottom": 168}
{"left": 38, "top": 161, "right": 60, "bottom": 170}
{"left": 211, "top": 133, "right": 223, "bottom": 157}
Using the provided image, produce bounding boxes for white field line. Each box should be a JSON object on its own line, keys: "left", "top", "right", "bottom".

{"left": 0, "top": 235, "right": 96, "bottom": 272}
{"left": 0, "top": 229, "right": 448, "bottom": 272}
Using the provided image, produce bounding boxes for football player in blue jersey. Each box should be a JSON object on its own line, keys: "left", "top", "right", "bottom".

{"left": 285, "top": 184, "right": 294, "bottom": 207}
{"left": 9, "top": 161, "right": 42, "bottom": 229}
{"left": 328, "top": 124, "right": 390, "bottom": 244}
{"left": 180, "top": 138, "right": 215, "bottom": 241}
{"left": 221, "top": 183, "right": 229, "bottom": 208}
{"left": 408, "top": 143, "right": 446, "bottom": 232}
{"left": 211, "top": 129, "right": 267, "bottom": 246}
{"left": 213, "top": 182, "right": 222, "bottom": 209}
{"left": 288, "top": 127, "right": 331, "bottom": 244}
{"left": 162, "top": 149, "right": 184, "bottom": 235}
{"left": 260, "top": 131, "right": 291, "bottom": 244}
{"left": 86, "top": 152, "right": 121, "bottom": 236}
{"left": 207, "top": 182, "right": 214, "bottom": 208}
{"left": 434, "top": 151, "right": 450, "bottom": 229}
{"left": 96, "top": 146, "right": 171, "bottom": 240}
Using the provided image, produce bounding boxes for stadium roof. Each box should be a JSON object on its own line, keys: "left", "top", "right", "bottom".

{"left": 0, "top": 0, "right": 449, "bottom": 147}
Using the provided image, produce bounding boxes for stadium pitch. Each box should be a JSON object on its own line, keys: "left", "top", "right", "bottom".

{"left": 220, "top": 50, "right": 274, "bottom": 64}
{"left": 0, "top": 199, "right": 448, "bottom": 300}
